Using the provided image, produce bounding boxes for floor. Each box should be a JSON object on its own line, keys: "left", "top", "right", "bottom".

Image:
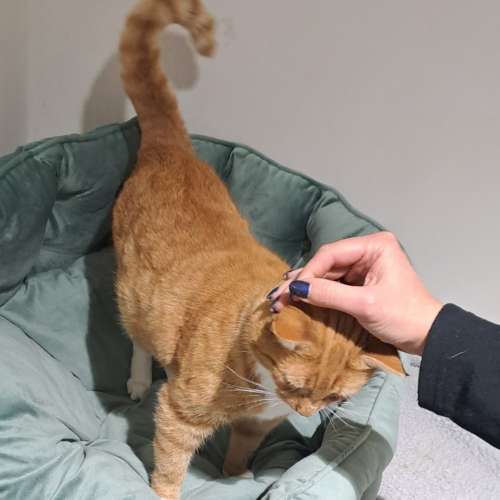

{"left": 377, "top": 356, "right": 500, "bottom": 500}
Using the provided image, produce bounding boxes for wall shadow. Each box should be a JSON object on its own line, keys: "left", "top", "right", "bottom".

{"left": 81, "top": 31, "right": 199, "bottom": 133}
{"left": 82, "top": 54, "right": 125, "bottom": 132}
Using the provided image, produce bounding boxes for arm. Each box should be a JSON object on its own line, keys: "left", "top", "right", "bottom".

{"left": 418, "top": 304, "right": 500, "bottom": 449}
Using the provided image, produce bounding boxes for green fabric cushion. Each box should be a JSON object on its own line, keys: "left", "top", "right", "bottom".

{"left": 0, "top": 119, "right": 406, "bottom": 500}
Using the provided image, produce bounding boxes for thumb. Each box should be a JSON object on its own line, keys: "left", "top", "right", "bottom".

{"left": 290, "top": 278, "right": 368, "bottom": 317}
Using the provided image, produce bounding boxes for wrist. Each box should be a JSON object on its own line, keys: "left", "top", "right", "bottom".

{"left": 412, "top": 297, "right": 443, "bottom": 356}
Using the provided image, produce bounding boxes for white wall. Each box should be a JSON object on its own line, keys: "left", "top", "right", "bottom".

{"left": 2, "top": 0, "right": 500, "bottom": 323}
{"left": 0, "top": 0, "right": 28, "bottom": 155}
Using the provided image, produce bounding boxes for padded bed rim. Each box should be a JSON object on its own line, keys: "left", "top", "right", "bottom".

{"left": 0, "top": 118, "right": 386, "bottom": 238}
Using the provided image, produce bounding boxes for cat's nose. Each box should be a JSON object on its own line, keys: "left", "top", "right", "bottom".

{"left": 296, "top": 405, "right": 316, "bottom": 417}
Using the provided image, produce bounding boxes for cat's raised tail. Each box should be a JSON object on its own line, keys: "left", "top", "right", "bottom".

{"left": 119, "top": 0, "right": 215, "bottom": 147}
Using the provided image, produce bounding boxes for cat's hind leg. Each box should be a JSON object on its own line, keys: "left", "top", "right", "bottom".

{"left": 223, "top": 416, "right": 283, "bottom": 478}
{"left": 127, "top": 342, "right": 153, "bottom": 401}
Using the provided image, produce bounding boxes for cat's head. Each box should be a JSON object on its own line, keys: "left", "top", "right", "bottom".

{"left": 252, "top": 303, "right": 406, "bottom": 417}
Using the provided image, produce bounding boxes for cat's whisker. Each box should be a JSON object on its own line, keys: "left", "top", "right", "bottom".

{"left": 222, "top": 382, "right": 273, "bottom": 396}
{"left": 222, "top": 381, "right": 271, "bottom": 391}
{"left": 339, "top": 406, "right": 362, "bottom": 413}
{"left": 340, "top": 401, "right": 359, "bottom": 409}
{"left": 323, "top": 408, "right": 339, "bottom": 431}
{"left": 226, "top": 391, "right": 276, "bottom": 401}
{"left": 322, "top": 406, "right": 359, "bottom": 431}
{"left": 244, "top": 400, "right": 277, "bottom": 412}
{"left": 221, "top": 363, "right": 271, "bottom": 391}
{"left": 270, "top": 400, "right": 284, "bottom": 409}
{"left": 227, "top": 394, "right": 276, "bottom": 406}
{"left": 231, "top": 399, "right": 276, "bottom": 408}
{"left": 337, "top": 410, "right": 368, "bottom": 418}
{"left": 338, "top": 400, "right": 366, "bottom": 412}
{"left": 331, "top": 412, "right": 356, "bottom": 431}
{"left": 336, "top": 410, "right": 369, "bottom": 420}
{"left": 324, "top": 412, "right": 341, "bottom": 437}
{"left": 337, "top": 406, "right": 369, "bottom": 417}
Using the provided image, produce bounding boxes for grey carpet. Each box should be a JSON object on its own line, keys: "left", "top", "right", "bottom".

{"left": 378, "top": 356, "right": 500, "bottom": 500}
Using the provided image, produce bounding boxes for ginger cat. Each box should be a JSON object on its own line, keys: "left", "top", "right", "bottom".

{"left": 113, "top": 0, "right": 405, "bottom": 498}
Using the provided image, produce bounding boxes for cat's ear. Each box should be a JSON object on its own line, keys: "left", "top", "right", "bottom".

{"left": 271, "top": 306, "right": 312, "bottom": 348}
{"left": 361, "top": 334, "right": 407, "bottom": 376}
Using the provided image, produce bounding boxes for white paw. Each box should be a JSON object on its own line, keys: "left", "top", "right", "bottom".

{"left": 222, "top": 468, "right": 254, "bottom": 479}
{"left": 127, "top": 377, "right": 151, "bottom": 401}
{"left": 237, "top": 470, "right": 254, "bottom": 479}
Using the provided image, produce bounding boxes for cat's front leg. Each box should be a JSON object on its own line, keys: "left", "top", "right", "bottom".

{"left": 223, "top": 416, "right": 283, "bottom": 478}
{"left": 127, "top": 342, "right": 153, "bottom": 400}
{"left": 151, "top": 384, "right": 214, "bottom": 500}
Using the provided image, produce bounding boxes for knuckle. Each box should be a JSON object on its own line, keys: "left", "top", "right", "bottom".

{"left": 317, "top": 244, "right": 331, "bottom": 255}
{"left": 322, "top": 282, "right": 338, "bottom": 303}
{"left": 361, "top": 292, "right": 378, "bottom": 314}
{"left": 378, "top": 231, "right": 398, "bottom": 245}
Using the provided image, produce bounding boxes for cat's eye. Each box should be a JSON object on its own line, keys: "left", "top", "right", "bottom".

{"left": 323, "top": 393, "right": 341, "bottom": 402}
{"left": 286, "top": 386, "right": 312, "bottom": 398}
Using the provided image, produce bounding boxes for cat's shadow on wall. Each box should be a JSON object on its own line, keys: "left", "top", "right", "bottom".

{"left": 82, "top": 31, "right": 199, "bottom": 132}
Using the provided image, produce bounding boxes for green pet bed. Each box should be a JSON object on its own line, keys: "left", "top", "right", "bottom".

{"left": 0, "top": 119, "right": 406, "bottom": 500}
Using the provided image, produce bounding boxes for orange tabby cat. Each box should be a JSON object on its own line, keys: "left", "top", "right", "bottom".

{"left": 113, "top": 0, "right": 406, "bottom": 498}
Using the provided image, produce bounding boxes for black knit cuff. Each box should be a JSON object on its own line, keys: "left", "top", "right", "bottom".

{"left": 418, "top": 304, "right": 470, "bottom": 416}
{"left": 417, "top": 303, "right": 500, "bottom": 449}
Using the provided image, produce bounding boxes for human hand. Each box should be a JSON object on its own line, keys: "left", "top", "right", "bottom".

{"left": 269, "top": 232, "right": 443, "bottom": 355}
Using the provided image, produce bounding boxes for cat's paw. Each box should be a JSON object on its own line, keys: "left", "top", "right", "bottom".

{"left": 127, "top": 377, "right": 151, "bottom": 401}
{"left": 235, "top": 469, "right": 254, "bottom": 479}
{"left": 222, "top": 466, "right": 254, "bottom": 479}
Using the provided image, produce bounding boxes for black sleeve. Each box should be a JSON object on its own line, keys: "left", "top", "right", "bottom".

{"left": 418, "top": 303, "right": 500, "bottom": 449}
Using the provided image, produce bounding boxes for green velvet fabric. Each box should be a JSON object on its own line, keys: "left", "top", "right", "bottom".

{"left": 0, "top": 119, "right": 406, "bottom": 500}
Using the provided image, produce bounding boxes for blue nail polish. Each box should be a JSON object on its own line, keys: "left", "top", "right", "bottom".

{"left": 270, "top": 298, "right": 279, "bottom": 313}
{"left": 283, "top": 270, "right": 292, "bottom": 279}
{"left": 266, "top": 287, "right": 279, "bottom": 301}
{"left": 289, "top": 281, "right": 310, "bottom": 299}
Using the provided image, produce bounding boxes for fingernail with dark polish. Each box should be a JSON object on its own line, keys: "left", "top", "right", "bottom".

{"left": 283, "top": 270, "right": 292, "bottom": 280}
{"left": 270, "top": 298, "right": 279, "bottom": 313}
{"left": 289, "top": 281, "right": 310, "bottom": 299}
{"left": 266, "top": 287, "right": 279, "bottom": 301}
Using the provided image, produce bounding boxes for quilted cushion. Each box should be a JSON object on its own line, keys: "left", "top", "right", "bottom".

{"left": 0, "top": 119, "right": 406, "bottom": 500}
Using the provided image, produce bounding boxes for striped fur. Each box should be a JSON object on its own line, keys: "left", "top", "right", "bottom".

{"left": 113, "top": 1, "right": 405, "bottom": 498}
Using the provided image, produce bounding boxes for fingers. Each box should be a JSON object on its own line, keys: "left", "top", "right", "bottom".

{"left": 269, "top": 267, "right": 349, "bottom": 310}
{"left": 291, "top": 278, "right": 369, "bottom": 317}
{"left": 269, "top": 276, "right": 370, "bottom": 318}
{"left": 268, "top": 281, "right": 293, "bottom": 313}
{"left": 284, "top": 267, "right": 350, "bottom": 282}
{"left": 283, "top": 268, "right": 302, "bottom": 280}
{"left": 324, "top": 268, "right": 351, "bottom": 281}
{"left": 272, "top": 265, "right": 349, "bottom": 312}
{"left": 296, "top": 237, "right": 373, "bottom": 281}
{"left": 269, "top": 233, "right": 398, "bottom": 314}
{"left": 297, "top": 232, "right": 398, "bottom": 282}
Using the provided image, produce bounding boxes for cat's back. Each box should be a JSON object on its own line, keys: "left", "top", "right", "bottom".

{"left": 113, "top": 150, "right": 249, "bottom": 261}
{"left": 112, "top": 148, "right": 266, "bottom": 359}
